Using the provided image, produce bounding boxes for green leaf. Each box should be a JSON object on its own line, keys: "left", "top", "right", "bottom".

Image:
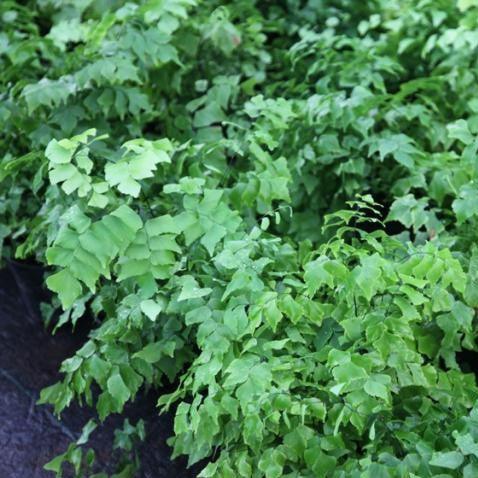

{"left": 429, "top": 451, "right": 464, "bottom": 470}
{"left": 105, "top": 139, "right": 171, "bottom": 197}
{"left": 200, "top": 223, "right": 227, "bottom": 256}
{"left": 243, "top": 413, "right": 263, "bottom": 449}
{"left": 140, "top": 299, "right": 162, "bottom": 321}
{"left": 77, "top": 419, "right": 98, "bottom": 445}
{"left": 44, "top": 452, "right": 67, "bottom": 473}
{"left": 447, "top": 120, "right": 473, "bottom": 145}
{"left": 133, "top": 342, "right": 163, "bottom": 363}
{"left": 193, "top": 102, "right": 226, "bottom": 128}
{"left": 224, "top": 356, "right": 259, "bottom": 387}
{"left": 263, "top": 297, "right": 282, "bottom": 332}
{"left": 258, "top": 449, "right": 285, "bottom": 478}
{"left": 45, "top": 139, "right": 76, "bottom": 164}
{"left": 178, "top": 275, "right": 212, "bottom": 301}
{"left": 332, "top": 362, "right": 368, "bottom": 384}
{"left": 88, "top": 355, "right": 111, "bottom": 384}
{"left": 223, "top": 305, "right": 248, "bottom": 337}
{"left": 107, "top": 372, "right": 130, "bottom": 407}
{"left": 364, "top": 377, "right": 389, "bottom": 401}
{"left": 145, "top": 215, "right": 182, "bottom": 235}
{"left": 304, "top": 257, "right": 334, "bottom": 294}
{"left": 456, "top": 433, "right": 478, "bottom": 458}
{"left": 453, "top": 184, "right": 478, "bottom": 224}
{"left": 46, "top": 269, "right": 82, "bottom": 309}
{"left": 355, "top": 254, "right": 383, "bottom": 301}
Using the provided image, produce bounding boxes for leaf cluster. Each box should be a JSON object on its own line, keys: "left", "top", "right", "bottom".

{"left": 2, "top": 1, "right": 478, "bottom": 477}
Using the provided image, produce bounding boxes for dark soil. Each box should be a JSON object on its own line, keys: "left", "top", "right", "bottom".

{"left": 0, "top": 262, "right": 197, "bottom": 478}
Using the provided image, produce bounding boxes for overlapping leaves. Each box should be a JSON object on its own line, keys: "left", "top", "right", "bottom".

{"left": 2, "top": 0, "right": 478, "bottom": 477}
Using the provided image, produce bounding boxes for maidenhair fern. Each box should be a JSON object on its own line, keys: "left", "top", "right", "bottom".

{"left": 2, "top": 1, "right": 478, "bottom": 477}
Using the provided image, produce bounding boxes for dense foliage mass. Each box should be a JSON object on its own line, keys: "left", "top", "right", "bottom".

{"left": 2, "top": 0, "right": 478, "bottom": 476}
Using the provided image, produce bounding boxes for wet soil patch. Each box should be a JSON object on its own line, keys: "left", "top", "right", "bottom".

{"left": 0, "top": 263, "right": 197, "bottom": 477}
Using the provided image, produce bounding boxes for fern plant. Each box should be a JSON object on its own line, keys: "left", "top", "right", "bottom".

{"left": 2, "top": 0, "right": 478, "bottom": 477}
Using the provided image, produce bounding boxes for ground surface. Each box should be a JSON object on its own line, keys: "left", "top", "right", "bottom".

{"left": 0, "top": 262, "right": 196, "bottom": 477}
